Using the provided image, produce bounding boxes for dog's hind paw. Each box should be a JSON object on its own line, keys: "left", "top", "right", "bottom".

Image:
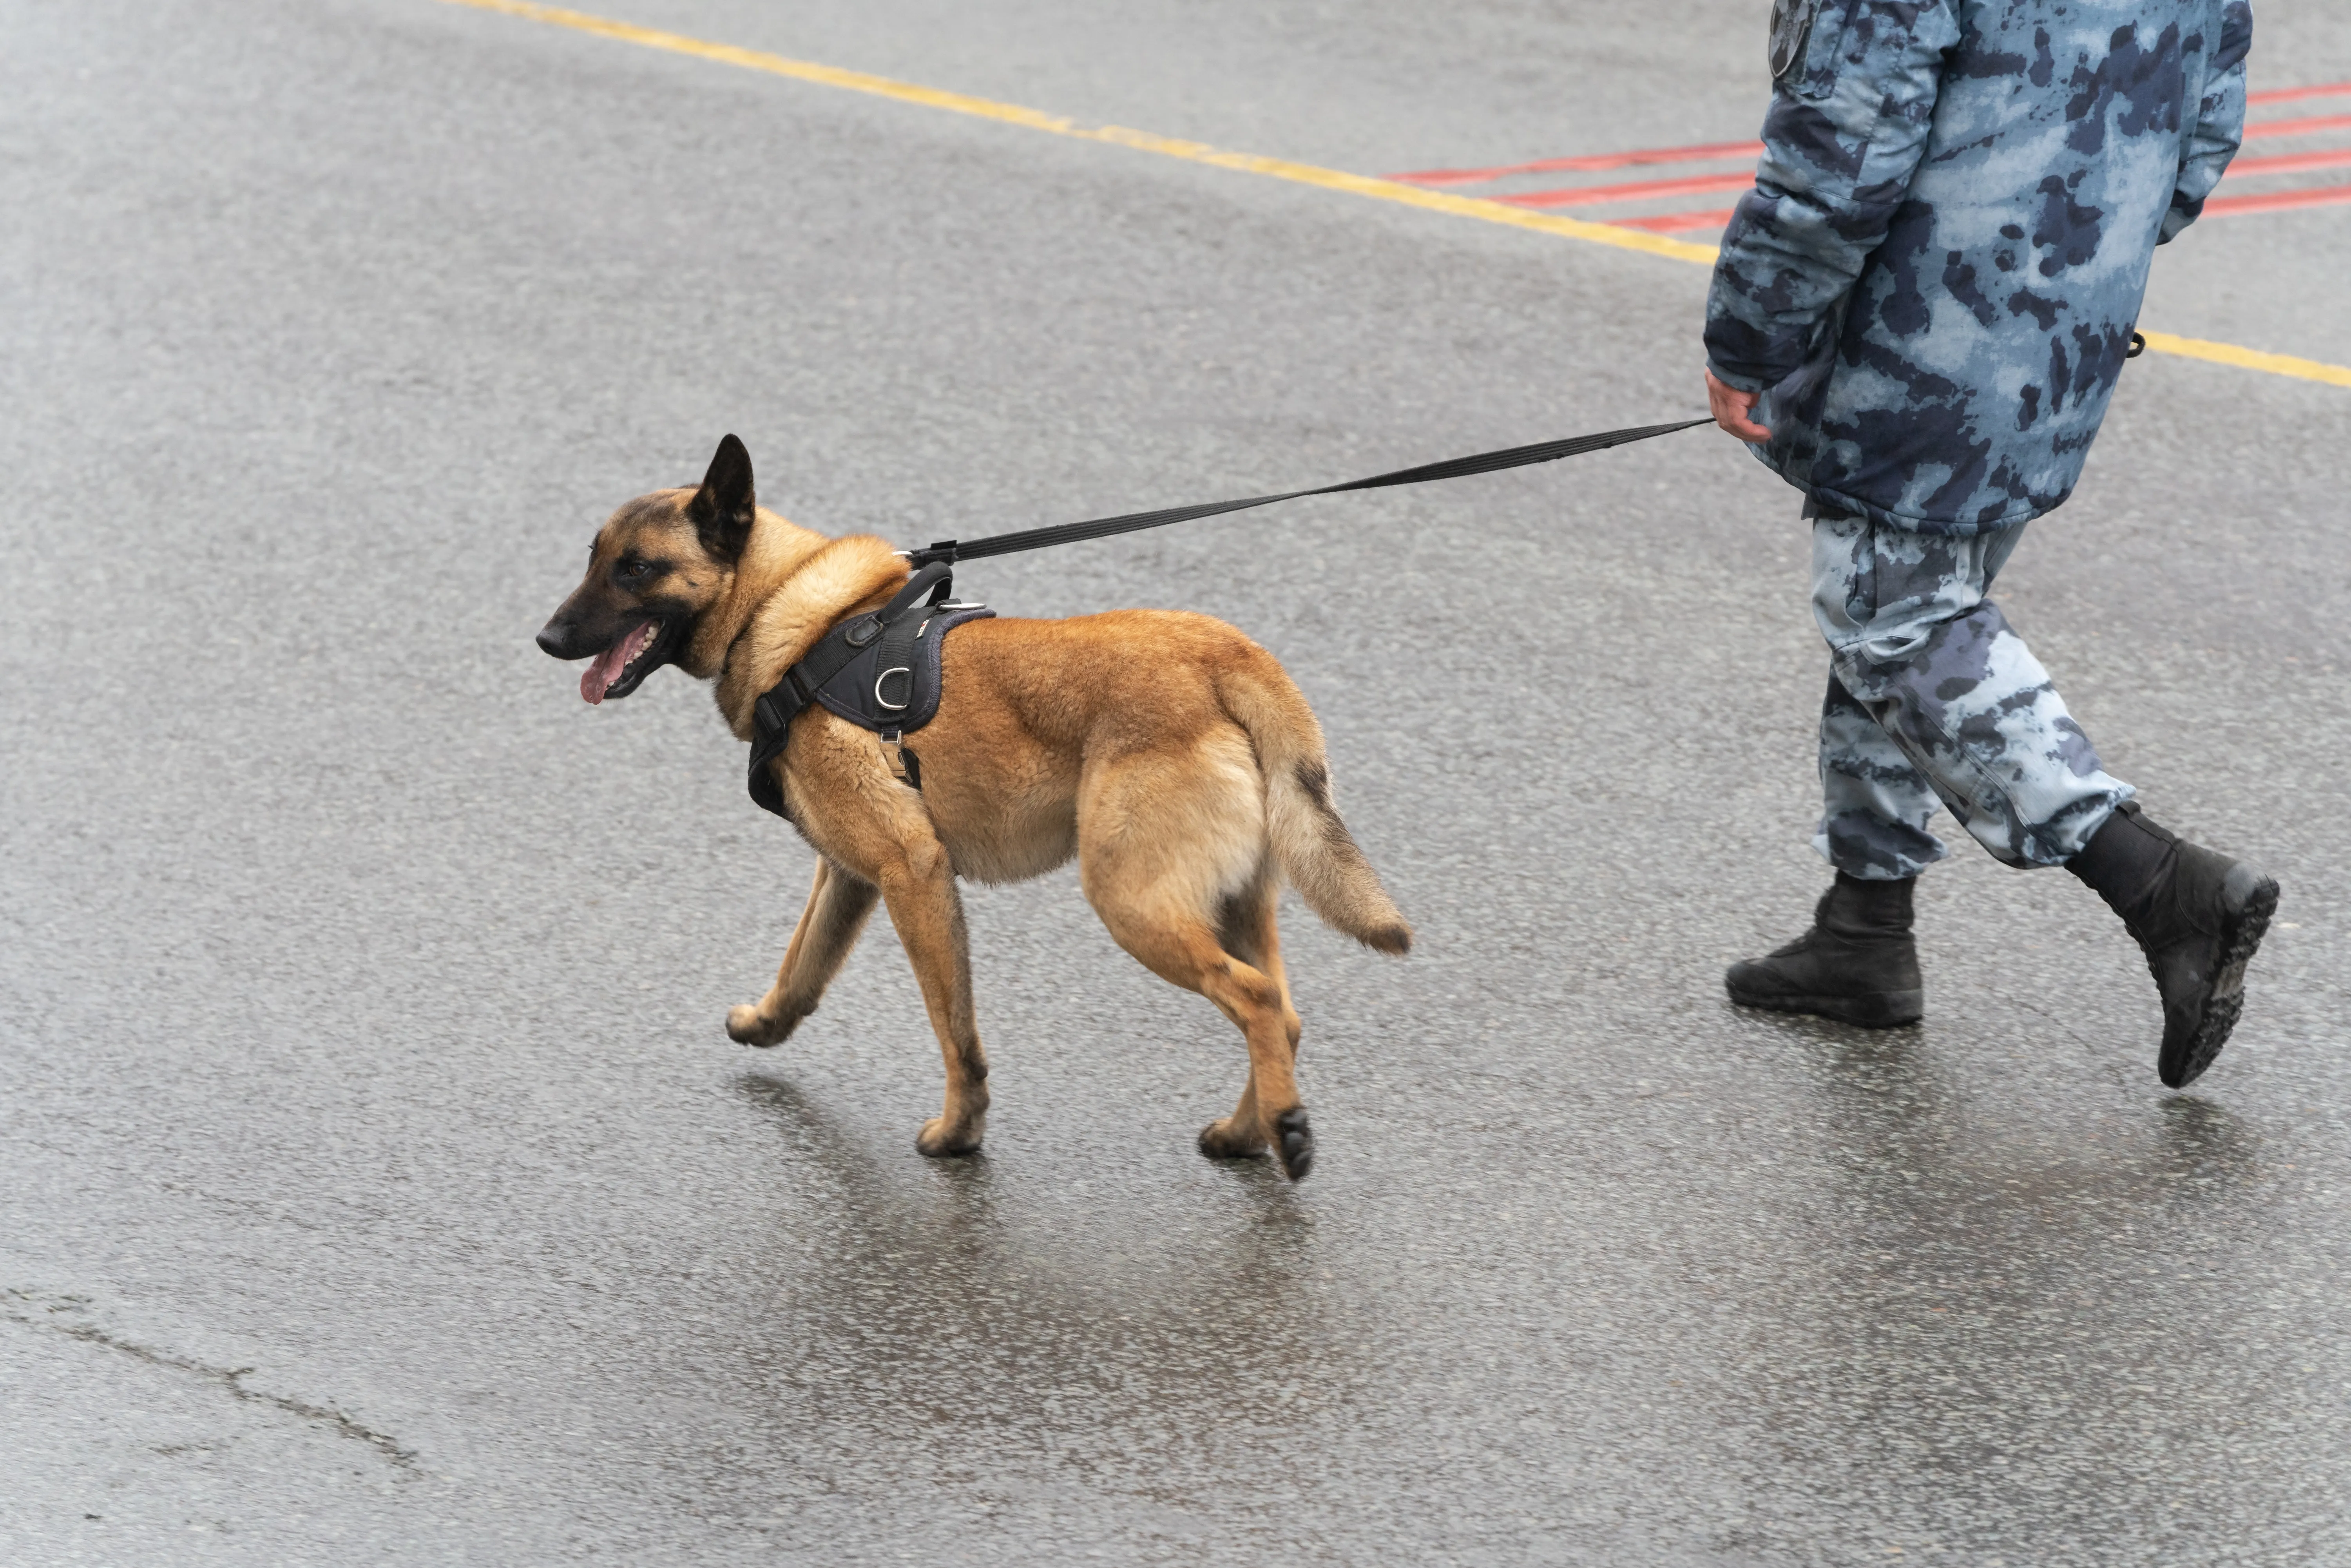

{"left": 1273, "top": 1108, "right": 1314, "bottom": 1182}
{"left": 1197, "top": 1116, "right": 1268, "bottom": 1161}
{"left": 725, "top": 1003, "right": 799, "bottom": 1048}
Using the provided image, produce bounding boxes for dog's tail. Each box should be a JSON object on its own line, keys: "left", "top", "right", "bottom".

{"left": 1218, "top": 653, "right": 1412, "bottom": 956}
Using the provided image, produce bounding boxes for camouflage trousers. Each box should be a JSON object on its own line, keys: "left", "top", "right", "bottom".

{"left": 1811, "top": 510, "right": 2134, "bottom": 880}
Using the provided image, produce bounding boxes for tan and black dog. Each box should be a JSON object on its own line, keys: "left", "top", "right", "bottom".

{"left": 537, "top": 435, "right": 1409, "bottom": 1180}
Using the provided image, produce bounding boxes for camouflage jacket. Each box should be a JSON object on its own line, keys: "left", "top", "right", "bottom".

{"left": 1704, "top": 0, "right": 2252, "bottom": 534}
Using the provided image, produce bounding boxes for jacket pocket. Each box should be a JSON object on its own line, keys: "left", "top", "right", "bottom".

{"left": 1782, "top": 0, "right": 1862, "bottom": 101}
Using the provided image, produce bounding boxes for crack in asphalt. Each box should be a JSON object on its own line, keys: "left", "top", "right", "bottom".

{"left": 1, "top": 1289, "right": 418, "bottom": 1472}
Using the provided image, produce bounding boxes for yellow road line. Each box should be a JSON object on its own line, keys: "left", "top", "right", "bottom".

{"left": 438, "top": 0, "right": 2351, "bottom": 391}
{"left": 433, "top": 0, "right": 1716, "bottom": 266}
{"left": 2137, "top": 329, "right": 2351, "bottom": 388}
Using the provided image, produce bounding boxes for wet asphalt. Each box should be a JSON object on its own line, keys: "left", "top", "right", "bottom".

{"left": 5, "top": 1, "right": 2351, "bottom": 1563}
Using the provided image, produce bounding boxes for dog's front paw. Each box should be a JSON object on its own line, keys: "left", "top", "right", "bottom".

{"left": 725, "top": 1003, "right": 799, "bottom": 1048}
{"left": 916, "top": 1114, "right": 985, "bottom": 1158}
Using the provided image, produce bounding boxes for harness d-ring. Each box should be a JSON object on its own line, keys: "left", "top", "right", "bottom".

{"left": 874, "top": 667, "right": 912, "bottom": 711}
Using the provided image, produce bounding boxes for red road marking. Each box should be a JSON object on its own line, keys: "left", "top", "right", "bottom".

{"left": 2245, "top": 111, "right": 2351, "bottom": 140}
{"left": 1598, "top": 146, "right": 2351, "bottom": 237}
{"left": 1396, "top": 100, "right": 2351, "bottom": 189}
{"left": 2228, "top": 146, "right": 2351, "bottom": 177}
{"left": 1496, "top": 169, "right": 1760, "bottom": 209}
{"left": 2248, "top": 81, "right": 2351, "bottom": 106}
{"left": 1387, "top": 139, "right": 1761, "bottom": 186}
{"left": 2204, "top": 182, "right": 2351, "bottom": 217}
{"left": 1618, "top": 163, "right": 2351, "bottom": 235}
{"left": 1608, "top": 208, "right": 1739, "bottom": 234}
{"left": 1389, "top": 89, "right": 2351, "bottom": 237}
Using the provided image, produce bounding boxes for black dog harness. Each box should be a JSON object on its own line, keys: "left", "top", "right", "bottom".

{"left": 745, "top": 562, "right": 993, "bottom": 816}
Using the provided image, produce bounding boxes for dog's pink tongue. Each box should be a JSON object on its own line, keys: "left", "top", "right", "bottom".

{"left": 580, "top": 641, "right": 631, "bottom": 706}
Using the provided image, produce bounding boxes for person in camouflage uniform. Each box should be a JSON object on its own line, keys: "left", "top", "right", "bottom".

{"left": 1703, "top": 0, "right": 2277, "bottom": 1087}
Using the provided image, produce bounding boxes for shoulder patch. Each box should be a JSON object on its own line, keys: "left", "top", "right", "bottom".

{"left": 1769, "top": 0, "right": 1820, "bottom": 85}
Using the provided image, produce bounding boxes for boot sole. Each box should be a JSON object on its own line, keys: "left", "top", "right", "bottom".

{"left": 1725, "top": 985, "right": 1924, "bottom": 1029}
{"left": 2160, "top": 864, "right": 2279, "bottom": 1090}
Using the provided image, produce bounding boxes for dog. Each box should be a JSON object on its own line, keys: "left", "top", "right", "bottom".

{"left": 536, "top": 435, "right": 1409, "bottom": 1180}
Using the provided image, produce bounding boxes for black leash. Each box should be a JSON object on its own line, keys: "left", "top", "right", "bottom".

{"left": 750, "top": 414, "right": 1713, "bottom": 817}
{"left": 903, "top": 416, "right": 1713, "bottom": 568}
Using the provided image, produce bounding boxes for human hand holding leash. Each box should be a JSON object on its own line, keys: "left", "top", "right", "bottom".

{"left": 1706, "top": 369, "right": 1771, "bottom": 442}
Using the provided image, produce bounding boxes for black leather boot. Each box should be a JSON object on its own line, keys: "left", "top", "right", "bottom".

{"left": 1726, "top": 873, "right": 1924, "bottom": 1027}
{"left": 2066, "top": 802, "right": 2278, "bottom": 1088}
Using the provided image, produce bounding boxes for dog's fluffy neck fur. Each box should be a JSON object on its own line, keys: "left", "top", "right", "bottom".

{"left": 684, "top": 511, "right": 910, "bottom": 741}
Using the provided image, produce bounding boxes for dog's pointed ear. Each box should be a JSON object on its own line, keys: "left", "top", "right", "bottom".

{"left": 687, "top": 433, "right": 756, "bottom": 563}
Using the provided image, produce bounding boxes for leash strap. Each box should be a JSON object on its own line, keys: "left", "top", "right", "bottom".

{"left": 750, "top": 415, "right": 1711, "bottom": 815}
{"left": 905, "top": 416, "right": 1712, "bottom": 568}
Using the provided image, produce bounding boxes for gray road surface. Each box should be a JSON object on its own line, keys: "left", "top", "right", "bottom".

{"left": 5, "top": 1, "right": 2350, "bottom": 1562}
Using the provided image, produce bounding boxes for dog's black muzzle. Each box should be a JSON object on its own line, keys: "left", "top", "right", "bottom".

{"left": 536, "top": 619, "right": 594, "bottom": 660}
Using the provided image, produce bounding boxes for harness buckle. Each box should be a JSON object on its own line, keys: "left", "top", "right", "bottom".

{"left": 878, "top": 728, "right": 920, "bottom": 789}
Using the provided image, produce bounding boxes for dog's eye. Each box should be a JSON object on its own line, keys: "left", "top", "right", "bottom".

{"left": 618, "top": 558, "right": 654, "bottom": 581}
